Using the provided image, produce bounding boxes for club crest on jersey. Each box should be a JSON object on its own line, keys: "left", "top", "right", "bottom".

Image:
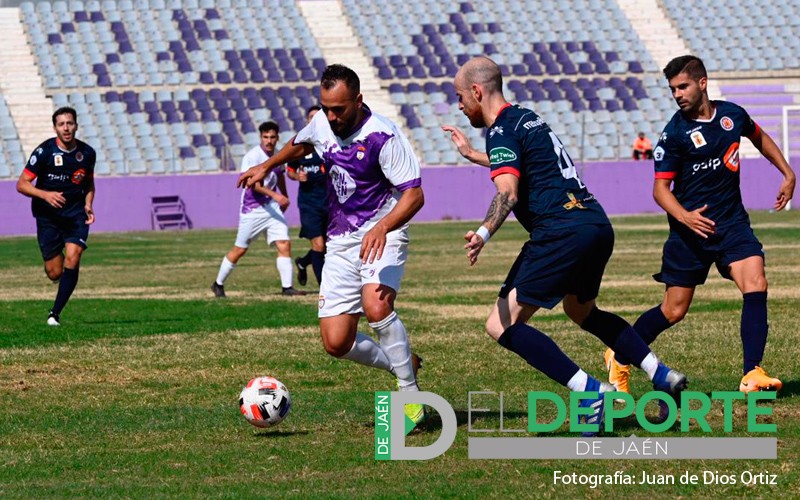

{"left": 653, "top": 146, "right": 665, "bottom": 161}
{"left": 318, "top": 295, "right": 325, "bottom": 309}
{"left": 29, "top": 155, "right": 37, "bottom": 166}
{"left": 690, "top": 131, "right": 707, "bottom": 148}
{"left": 720, "top": 116, "right": 734, "bottom": 131}
{"left": 72, "top": 168, "right": 86, "bottom": 184}
{"left": 54, "top": 155, "right": 64, "bottom": 166}
{"left": 489, "top": 125, "right": 503, "bottom": 138}
{"left": 76, "top": 152, "right": 84, "bottom": 162}
{"left": 356, "top": 145, "right": 366, "bottom": 161}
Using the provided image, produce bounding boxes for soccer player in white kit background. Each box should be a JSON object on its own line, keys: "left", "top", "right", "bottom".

{"left": 237, "top": 64, "right": 427, "bottom": 428}
{"left": 212, "top": 121, "right": 306, "bottom": 298}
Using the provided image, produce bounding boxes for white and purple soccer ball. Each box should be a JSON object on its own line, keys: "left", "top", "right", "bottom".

{"left": 239, "top": 376, "right": 291, "bottom": 428}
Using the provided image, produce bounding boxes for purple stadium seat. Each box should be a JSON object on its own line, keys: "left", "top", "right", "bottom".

{"left": 571, "top": 100, "right": 587, "bottom": 112}
{"left": 471, "top": 23, "right": 485, "bottom": 34}
{"left": 165, "top": 110, "right": 180, "bottom": 123}
{"left": 126, "top": 101, "right": 141, "bottom": 113}
{"left": 119, "top": 41, "right": 133, "bottom": 53}
{"left": 90, "top": 11, "right": 104, "bottom": 22}
{"left": 210, "top": 134, "right": 226, "bottom": 147}
{"left": 185, "top": 39, "right": 200, "bottom": 52}
{"left": 201, "top": 109, "right": 216, "bottom": 121}
{"left": 578, "top": 62, "right": 594, "bottom": 75}
{"left": 217, "top": 109, "right": 234, "bottom": 122}
{"left": 148, "top": 111, "right": 164, "bottom": 124}
{"left": 182, "top": 110, "right": 199, "bottom": 122}
{"left": 178, "top": 100, "right": 194, "bottom": 112}
{"left": 74, "top": 11, "right": 89, "bottom": 22}
{"left": 460, "top": 2, "right": 475, "bottom": 12}
{"left": 606, "top": 100, "right": 621, "bottom": 111}
{"left": 157, "top": 52, "right": 171, "bottom": 62}
{"left": 179, "top": 147, "right": 195, "bottom": 159}
{"left": 241, "top": 120, "right": 256, "bottom": 133}
{"left": 565, "top": 41, "right": 580, "bottom": 52}
{"left": 588, "top": 99, "right": 603, "bottom": 111}
{"left": 594, "top": 61, "right": 610, "bottom": 74}
{"left": 92, "top": 63, "right": 108, "bottom": 74}
{"left": 61, "top": 22, "right": 75, "bottom": 33}
{"left": 97, "top": 74, "right": 112, "bottom": 87}
{"left": 206, "top": 8, "right": 220, "bottom": 19}
{"left": 628, "top": 61, "right": 643, "bottom": 73}
{"left": 192, "top": 135, "right": 208, "bottom": 147}
{"left": 199, "top": 72, "right": 214, "bottom": 84}
{"left": 394, "top": 66, "right": 410, "bottom": 79}
{"left": 47, "top": 33, "right": 63, "bottom": 44}
{"left": 233, "top": 70, "right": 248, "bottom": 83}
{"left": 144, "top": 101, "right": 159, "bottom": 113}
{"left": 105, "top": 91, "right": 120, "bottom": 102}
{"left": 605, "top": 51, "right": 620, "bottom": 62}
{"left": 214, "top": 29, "right": 229, "bottom": 40}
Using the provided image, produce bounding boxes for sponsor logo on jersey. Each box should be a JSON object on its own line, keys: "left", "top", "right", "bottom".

{"left": 723, "top": 142, "right": 740, "bottom": 172}
{"left": 489, "top": 125, "right": 503, "bottom": 137}
{"left": 522, "top": 117, "right": 545, "bottom": 130}
{"left": 54, "top": 155, "right": 64, "bottom": 166}
{"left": 36, "top": 147, "right": 43, "bottom": 154}
{"left": 720, "top": 116, "right": 734, "bottom": 131}
{"left": 653, "top": 146, "right": 665, "bottom": 161}
{"left": 489, "top": 147, "right": 517, "bottom": 164}
{"left": 29, "top": 155, "right": 37, "bottom": 166}
{"left": 72, "top": 168, "right": 86, "bottom": 184}
{"left": 329, "top": 164, "right": 356, "bottom": 203}
{"left": 562, "top": 192, "right": 585, "bottom": 210}
{"left": 660, "top": 132, "right": 668, "bottom": 142}
{"left": 76, "top": 152, "right": 84, "bottom": 162}
{"left": 690, "top": 131, "right": 707, "bottom": 148}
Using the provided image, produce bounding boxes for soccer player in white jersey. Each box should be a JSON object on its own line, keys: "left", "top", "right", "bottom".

{"left": 212, "top": 121, "right": 306, "bottom": 297}
{"left": 237, "top": 64, "right": 427, "bottom": 428}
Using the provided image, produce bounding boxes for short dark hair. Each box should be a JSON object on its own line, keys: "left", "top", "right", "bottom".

{"left": 259, "top": 121, "right": 279, "bottom": 134}
{"left": 52, "top": 106, "right": 77, "bottom": 126}
{"left": 663, "top": 55, "right": 707, "bottom": 81}
{"left": 320, "top": 64, "right": 360, "bottom": 95}
{"left": 307, "top": 105, "right": 321, "bottom": 115}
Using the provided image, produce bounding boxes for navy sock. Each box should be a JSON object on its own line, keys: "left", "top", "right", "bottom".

{"left": 741, "top": 291, "right": 768, "bottom": 374}
{"left": 581, "top": 307, "right": 650, "bottom": 367}
{"left": 615, "top": 305, "right": 672, "bottom": 365}
{"left": 497, "top": 323, "right": 579, "bottom": 387}
{"left": 52, "top": 266, "right": 79, "bottom": 315}
{"left": 310, "top": 250, "right": 325, "bottom": 285}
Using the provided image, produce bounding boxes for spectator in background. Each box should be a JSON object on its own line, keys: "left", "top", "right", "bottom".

{"left": 632, "top": 132, "right": 653, "bottom": 160}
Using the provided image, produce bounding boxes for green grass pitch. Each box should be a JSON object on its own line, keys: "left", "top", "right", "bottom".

{"left": 1, "top": 211, "right": 798, "bottom": 497}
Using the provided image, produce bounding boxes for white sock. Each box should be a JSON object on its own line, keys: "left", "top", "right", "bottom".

{"left": 566, "top": 369, "right": 589, "bottom": 392}
{"left": 276, "top": 256, "right": 293, "bottom": 288}
{"left": 215, "top": 257, "right": 236, "bottom": 285}
{"left": 641, "top": 352, "right": 660, "bottom": 380}
{"left": 340, "top": 333, "right": 393, "bottom": 372}
{"left": 371, "top": 312, "right": 418, "bottom": 391}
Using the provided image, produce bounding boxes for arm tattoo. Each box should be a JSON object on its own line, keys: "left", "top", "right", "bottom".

{"left": 482, "top": 191, "right": 516, "bottom": 234}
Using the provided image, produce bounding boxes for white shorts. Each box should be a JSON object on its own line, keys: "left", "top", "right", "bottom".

{"left": 318, "top": 231, "right": 408, "bottom": 318}
{"left": 234, "top": 203, "right": 290, "bottom": 248}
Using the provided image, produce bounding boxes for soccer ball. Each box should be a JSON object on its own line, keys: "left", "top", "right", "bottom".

{"left": 239, "top": 376, "right": 291, "bottom": 428}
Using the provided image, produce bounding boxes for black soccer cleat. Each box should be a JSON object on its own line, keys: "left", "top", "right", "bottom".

{"left": 295, "top": 257, "right": 308, "bottom": 286}
{"left": 47, "top": 310, "right": 61, "bottom": 326}
{"left": 282, "top": 286, "right": 307, "bottom": 296}
{"left": 211, "top": 281, "right": 226, "bottom": 298}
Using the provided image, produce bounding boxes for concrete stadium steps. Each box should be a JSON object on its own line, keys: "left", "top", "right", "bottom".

{"left": 0, "top": 7, "right": 53, "bottom": 156}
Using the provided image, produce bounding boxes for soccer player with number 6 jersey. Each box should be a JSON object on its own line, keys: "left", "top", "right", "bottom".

{"left": 604, "top": 55, "right": 795, "bottom": 397}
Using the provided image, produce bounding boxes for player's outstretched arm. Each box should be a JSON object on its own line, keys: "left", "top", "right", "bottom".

{"left": 653, "top": 178, "right": 715, "bottom": 238}
{"left": 360, "top": 186, "right": 424, "bottom": 264}
{"left": 256, "top": 183, "right": 290, "bottom": 212}
{"left": 442, "top": 125, "right": 490, "bottom": 167}
{"left": 749, "top": 129, "right": 796, "bottom": 211}
{"left": 237, "top": 137, "right": 312, "bottom": 189}
{"left": 465, "top": 173, "right": 518, "bottom": 266}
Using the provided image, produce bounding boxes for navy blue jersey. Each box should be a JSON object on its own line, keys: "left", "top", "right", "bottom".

{"left": 288, "top": 150, "right": 327, "bottom": 207}
{"left": 25, "top": 138, "right": 96, "bottom": 218}
{"left": 487, "top": 104, "right": 608, "bottom": 232}
{"left": 654, "top": 100, "right": 759, "bottom": 229}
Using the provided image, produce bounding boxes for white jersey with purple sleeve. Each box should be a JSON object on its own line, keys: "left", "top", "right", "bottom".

{"left": 239, "top": 145, "right": 283, "bottom": 215}
{"left": 292, "top": 105, "right": 422, "bottom": 241}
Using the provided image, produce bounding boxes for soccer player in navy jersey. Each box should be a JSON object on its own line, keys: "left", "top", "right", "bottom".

{"left": 16, "top": 107, "right": 96, "bottom": 326}
{"left": 237, "top": 65, "right": 426, "bottom": 429}
{"left": 443, "top": 56, "right": 687, "bottom": 435}
{"left": 287, "top": 105, "right": 328, "bottom": 287}
{"left": 603, "top": 55, "right": 795, "bottom": 395}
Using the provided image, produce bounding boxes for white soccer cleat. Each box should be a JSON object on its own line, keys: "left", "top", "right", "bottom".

{"left": 47, "top": 311, "right": 60, "bottom": 326}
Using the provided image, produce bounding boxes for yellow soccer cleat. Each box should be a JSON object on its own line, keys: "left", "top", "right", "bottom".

{"left": 739, "top": 366, "right": 783, "bottom": 393}
{"left": 604, "top": 348, "right": 631, "bottom": 396}
{"left": 404, "top": 403, "right": 427, "bottom": 434}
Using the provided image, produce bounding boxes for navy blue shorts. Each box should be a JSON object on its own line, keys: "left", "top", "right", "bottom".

{"left": 36, "top": 214, "right": 89, "bottom": 261}
{"left": 500, "top": 223, "right": 614, "bottom": 309}
{"left": 655, "top": 223, "right": 764, "bottom": 287}
{"left": 298, "top": 202, "right": 328, "bottom": 240}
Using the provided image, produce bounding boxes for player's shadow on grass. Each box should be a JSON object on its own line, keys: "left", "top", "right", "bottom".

{"left": 777, "top": 379, "right": 800, "bottom": 398}
{"left": 253, "top": 430, "right": 310, "bottom": 438}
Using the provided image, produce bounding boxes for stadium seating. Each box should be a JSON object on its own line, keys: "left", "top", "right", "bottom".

{"left": 0, "top": 0, "right": 796, "bottom": 179}
{"left": 0, "top": 95, "right": 26, "bottom": 177}
{"left": 662, "top": 0, "right": 800, "bottom": 73}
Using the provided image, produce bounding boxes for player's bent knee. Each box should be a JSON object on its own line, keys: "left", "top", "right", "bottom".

{"left": 663, "top": 305, "right": 688, "bottom": 324}
{"left": 485, "top": 317, "right": 505, "bottom": 341}
{"left": 46, "top": 268, "right": 63, "bottom": 281}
